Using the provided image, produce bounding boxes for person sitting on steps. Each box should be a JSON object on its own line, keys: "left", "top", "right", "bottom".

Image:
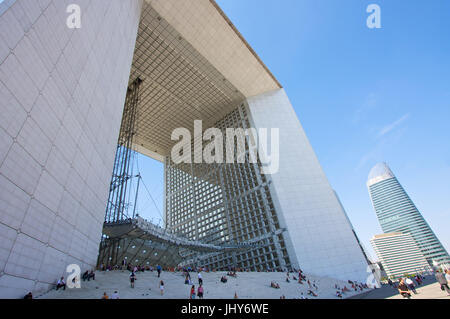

{"left": 397, "top": 278, "right": 412, "bottom": 299}
{"left": 56, "top": 277, "right": 66, "bottom": 291}
{"left": 270, "top": 281, "right": 280, "bottom": 289}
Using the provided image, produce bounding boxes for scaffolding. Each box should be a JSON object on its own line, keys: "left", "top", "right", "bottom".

{"left": 105, "top": 78, "right": 142, "bottom": 223}
{"left": 98, "top": 78, "right": 142, "bottom": 267}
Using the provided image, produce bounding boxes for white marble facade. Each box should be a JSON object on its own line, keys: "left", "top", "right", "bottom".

{"left": 247, "top": 89, "right": 370, "bottom": 283}
{"left": 0, "top": 0, "right": 142, "bottom": 298}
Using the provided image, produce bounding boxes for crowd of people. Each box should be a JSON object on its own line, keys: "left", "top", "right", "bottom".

{"left": 25, "top": 263, "right": 368, "bottom": 299}
{"left": 27, "top": 264, "right": 450, "bottom": 299}
{"left": 270, "top": 281, "right": 280, "bottom": 289}
{"left": 333, "top": 280, "right": 370, "bottom": 298}
{"left": 390, "top": 269, "right": 450, "bottom": 299}
{"left": 117, "top": 265, "right": 210, "bottom": 298}
{"left": 388, "top": 273, "right": 425, "bottom": 289}
{"left": 120, "top": 266, "right": 372, "bottom": 299}
{"left": 262, "top": 268, "right": 371, "bottom": 299}
{"left": 101, "top": 291, "right": 120, "bottom": 299}
{"left": 388, "top": 273, "right": 425, "bottom": 298}
{"left": 82, "top": 270, "right": 96, "bottom": 281}
{"left": 105, "top": 266, "right": 450, "bottom": 299}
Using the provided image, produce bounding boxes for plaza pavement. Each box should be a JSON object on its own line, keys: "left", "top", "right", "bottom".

{"left": 387, "top": 281, "right": 450, "bottom": 300}
{"left": 349, "top": 276, "right": 450, "bottom": 299}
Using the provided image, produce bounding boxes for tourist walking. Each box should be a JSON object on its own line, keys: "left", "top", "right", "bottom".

{"left": 435, "top": 270, "right": 450, "bottom": 295}
{"left": 160, "top": 280, "right": 165, "bottom": 296}
{"left": 405, "top": 277, "right": 417, "bottom": 294}
{"left": 197, "top": 284, "right": 204, "bottom": 299}
{"left": 157, "top": 264, "right": 162, "bottom": 278}
{"left": 190, "top": 285, "right": 196, "bottom": 299}
{"left": 187, "top": 271, "right": 193, "bottom": 285}
{"left": 198, "top": 272, "right": 203, "bottom": 285}
{"left": 415, "top": 274, "right": 422, "bottom": 286}
{"left": 130, "top": 272, "right": 136, "bottom": 288}
{"left": 445, "top": 270, "right": 450, "bottom": 285}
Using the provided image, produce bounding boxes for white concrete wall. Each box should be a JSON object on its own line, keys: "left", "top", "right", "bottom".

{"left": 0, "top": 0, "right": 142, "bottom": 298}
{"left": 247, "top": 89, "right": 370, "bottom": 283}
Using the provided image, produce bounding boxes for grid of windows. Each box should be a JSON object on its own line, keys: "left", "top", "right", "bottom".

{"left": 165, "top": 104, "right": 291, "bottom": 271}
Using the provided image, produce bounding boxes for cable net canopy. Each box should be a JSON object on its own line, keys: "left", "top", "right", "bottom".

{"left": 103, "top": 217, "right": 258, "bottom": 252}
{"left": 98, "top": 217, "right": 260, "bottom": 269}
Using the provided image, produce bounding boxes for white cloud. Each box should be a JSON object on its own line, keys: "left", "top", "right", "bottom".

{"left": 355, "top": 114, "right": 410, "bottom": 172}
{"left": 376, "top": 113, "right": 410, "bottom": 139}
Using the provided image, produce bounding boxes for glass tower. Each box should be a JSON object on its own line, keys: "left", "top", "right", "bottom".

{"left": 371, "top": 232, "right": 431, "bottom": 279}
{"left": 367, "top": 163, "right": 450, "bottom": 266}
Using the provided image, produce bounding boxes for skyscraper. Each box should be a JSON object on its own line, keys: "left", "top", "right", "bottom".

{"left": 371, "top": 232, "right": 431, "bottom": 279}
{"left": 367, "top": 163, "right": 450, "bottom": 266}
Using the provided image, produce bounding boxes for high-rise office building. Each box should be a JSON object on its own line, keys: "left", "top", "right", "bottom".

{"left": 371, "top": 232, "right": 431, "bottom": 279}
{"left": 367, "top": 163, "right": 450, "bottom": 266}
{"left": 0, "top": 0, "right": 370, "bottom": 297}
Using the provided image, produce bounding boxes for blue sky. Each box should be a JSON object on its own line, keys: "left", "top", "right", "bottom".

{"left": 137, "top": 0, "right": 450, "bottom": 261}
